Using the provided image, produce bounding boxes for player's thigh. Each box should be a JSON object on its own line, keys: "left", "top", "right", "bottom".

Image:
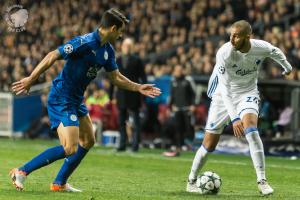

{"left": 205, "top": 95, "right": 230, "bottom": 135}
{"left": 47, "top": 94, "right": 81, "bottom": 131}
{"left": 57, "top": 122, "right": 80, "bottom": 155}
{"left": 48, "top": 99, "right": 80, "bottom": 155}
{"left": 237, "top": 93, "right": 260, "bottom": 124}
{"left": 79, "top": 114, "right": 95, "bottom": 149}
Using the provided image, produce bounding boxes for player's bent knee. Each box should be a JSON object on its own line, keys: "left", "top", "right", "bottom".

{"left": 203, "top": 144, "right": 216, "bottom": 152}
{"left": 242, "top": 113, "right": 258, "bottom": 128}
{"left": 203, "top": 132, "right": 219, "bottom": 152}
{"left": 80, "top": 136, "right": 95, "bottom": 149}
{"left": 202, "top": 141, "right": 217, "bottom": 152}
{"left": 64, "top": 145, "right": 78, "bottom": 156}
{"left": 85, "top": 138, "right": 95, "bottom": 149}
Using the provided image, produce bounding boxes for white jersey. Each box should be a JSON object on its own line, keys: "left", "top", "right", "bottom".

{"left": 207, "top": 39, "right": 292, "bottom": 121}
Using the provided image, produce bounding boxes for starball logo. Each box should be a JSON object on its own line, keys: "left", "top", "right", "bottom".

{"left": 4, "top": 4, "right": 28, "bottom": 32}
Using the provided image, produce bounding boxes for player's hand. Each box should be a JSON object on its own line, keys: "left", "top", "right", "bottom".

{"left": 172, "top": 105, "right": 178, "bottom": 112}
{"left": 189, "top": 105, "right": 195, "bottom": 113}
{"left": 232, "top": 119, "right": 244, "bottom": 138}
{"left": 11, "top": 76, "right": 33, "bottom": 95}
{"left": 138, "top": 84, "right": 161, "bottom": 98}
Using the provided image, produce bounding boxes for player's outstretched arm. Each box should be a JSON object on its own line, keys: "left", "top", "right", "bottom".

{"left": 107, "top": 69, "right": 161, "bottom": 98}
{"left": 267, "top": 44, "right": 292, "bottom": 76}
{"left": 12, "top": 50, "right": 61, "bottom": 95}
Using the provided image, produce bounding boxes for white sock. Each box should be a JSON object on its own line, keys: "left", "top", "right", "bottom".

{"left": 188, "top": 145, "right": 210, "bottom": 181}
{"left": 245, "top": 130, "right": 266, "bottom": 182}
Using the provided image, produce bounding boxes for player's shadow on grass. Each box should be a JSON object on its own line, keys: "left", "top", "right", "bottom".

{"left": 5, "top": 188, "right": 76, "bottom": 196}
{"left": 4, "top": 188, "right": 47, "bottom": 194}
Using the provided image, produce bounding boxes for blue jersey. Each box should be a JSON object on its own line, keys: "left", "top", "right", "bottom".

{"left": 50, "top": 29, "right": 118, "bottom": 104}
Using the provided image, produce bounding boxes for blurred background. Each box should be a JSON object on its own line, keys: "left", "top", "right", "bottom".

{"left": 0, "top": 0, "right": 300, "bottom": 157}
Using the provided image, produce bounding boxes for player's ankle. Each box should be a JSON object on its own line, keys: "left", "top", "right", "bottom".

{"left": 257, "top": 179, "right": 267, "bottom": 184}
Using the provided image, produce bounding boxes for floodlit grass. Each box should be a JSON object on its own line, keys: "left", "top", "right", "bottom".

{"left": 0, "top": 138, "right": 299, "bottom": 200}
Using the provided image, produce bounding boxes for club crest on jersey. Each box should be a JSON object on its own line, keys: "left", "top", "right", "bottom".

{"left": 104, "top": 51, "right": 108, "bottom": 60}
{"left": 218, "top": 66, "right": 225, "bottom": 74}
{"left": 64, "top": 44, "right": 73, "bottom": 54}
{"left": 70, "top": 114, "right": 77, "bottom": 122}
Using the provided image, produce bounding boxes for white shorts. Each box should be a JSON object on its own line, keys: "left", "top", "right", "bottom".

{"left": 205, "top": 91, "right": 260, "bottom": 134}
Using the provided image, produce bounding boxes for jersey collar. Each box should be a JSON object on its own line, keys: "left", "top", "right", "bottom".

{"left": 93, "top": 29, "right": 101, "bottom": 43}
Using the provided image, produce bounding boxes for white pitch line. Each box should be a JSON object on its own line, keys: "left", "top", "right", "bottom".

{"left": 93, "top": 149, "right": 300, "bottom": 171}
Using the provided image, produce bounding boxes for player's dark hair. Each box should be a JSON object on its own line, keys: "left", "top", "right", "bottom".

{"left": 100, "top": 8, "right": 129, "bottom": 29}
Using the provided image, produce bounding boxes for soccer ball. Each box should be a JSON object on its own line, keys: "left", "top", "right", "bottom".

{"left": 196, "top": 171, "right": 222, "bottom": 194}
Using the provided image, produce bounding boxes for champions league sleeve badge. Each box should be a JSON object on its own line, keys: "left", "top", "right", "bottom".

{"left": 64, "top": 44, "right": 74, "bottom": 54}
{"left": 218, "top": 66, "right": 225, "bottom": 74}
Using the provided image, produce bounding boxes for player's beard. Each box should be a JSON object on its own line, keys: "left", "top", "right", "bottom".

{"left": 235, "top": 39, "right": 246, "bottom": 51}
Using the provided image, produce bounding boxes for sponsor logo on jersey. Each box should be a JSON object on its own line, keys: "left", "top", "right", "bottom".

{"left": 232, "top": 64, "right": 238, "bottom": 68}
{"left": 235, "top": 67, "right": 257, "bottom": 76}
{"left": 86, "top": 66, "right": 100, "bottom": 78}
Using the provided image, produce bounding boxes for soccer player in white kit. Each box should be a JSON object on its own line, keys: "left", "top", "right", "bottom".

{"left": 186, "top": 20, "right": 292, "bottom": 195}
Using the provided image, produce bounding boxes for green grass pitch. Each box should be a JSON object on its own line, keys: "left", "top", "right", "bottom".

{"left": 0, "top": 138, "right": 299, "bottom": 200}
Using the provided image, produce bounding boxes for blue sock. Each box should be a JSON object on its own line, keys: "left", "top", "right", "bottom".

{"left": 19, "top": 145, "right": 65, "bottom": 175}
{"left": 53, "top": 145, "right": 88, "bottom": 185}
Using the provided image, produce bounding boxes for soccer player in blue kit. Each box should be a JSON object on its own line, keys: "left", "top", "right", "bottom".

{"left": 11, "top": 8, "right": 161, "bottom": 192}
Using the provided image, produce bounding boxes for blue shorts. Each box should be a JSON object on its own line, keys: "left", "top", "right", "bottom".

{"left": 47, "top": 95, "right": 88, "bottom": 130}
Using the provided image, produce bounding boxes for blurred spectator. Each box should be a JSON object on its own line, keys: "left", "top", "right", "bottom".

{"left": 24, "top": 92, "right": 55, "bottom": 139}
{"left": 86, "top": 89, "right": 110, "bottom": 107}
{"left": 115, "top": 38, "right": 146, "bottom": 152}
{"left": 273, "top": 107, "right": 293, "bottom": 139}
{"left": 85, "top": 84, "right": 110, "bottom": 144}
{"left": 1, "top": 0, "right": 300, "bottom": 90}
{"left": 1, "top": 0, "right": 300, "bottom": 143}
{"left": 163, "top": 65, "right": 196, "bottom": 156}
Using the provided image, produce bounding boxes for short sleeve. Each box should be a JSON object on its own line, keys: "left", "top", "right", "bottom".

{"left": 104, "top": 45, "right": 118, "bottom": 72}
{"left": 57, "top": 37, "right": 84, "bottom": 60}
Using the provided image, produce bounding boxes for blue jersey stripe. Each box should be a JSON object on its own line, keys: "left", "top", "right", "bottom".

{"left": 207, "top": 76, "right": 218, "bottom": 97}
{"left": 207, "top": 76, "right": 217, "bottom": 96}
